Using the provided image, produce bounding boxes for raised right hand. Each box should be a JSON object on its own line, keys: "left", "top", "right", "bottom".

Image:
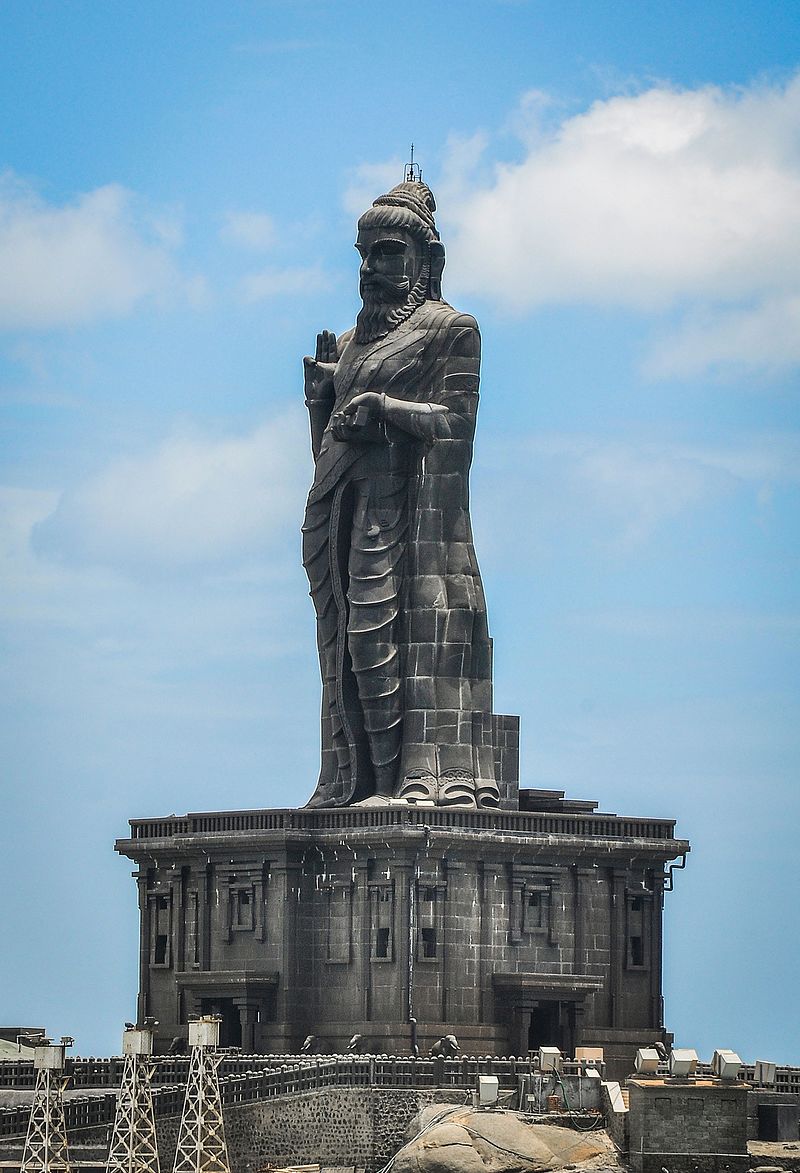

{"left": 303, "top": 330, "right": 338, "bottom": 403}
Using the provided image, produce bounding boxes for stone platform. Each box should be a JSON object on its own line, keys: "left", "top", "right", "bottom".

{"left": 116, "top": 790, "right": 688, "bottom": 1080}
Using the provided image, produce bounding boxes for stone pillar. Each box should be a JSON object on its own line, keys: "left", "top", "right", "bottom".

{"left": 235, "top": 999, "right": 259, "bottom": 1053}
{"left": 511, "top": 1003, "right": 531, "bottom": 1058}
{"left": 135, "top": 871, "right": 150, "bottom": 1023}
{"left": 394, "top": 859, "right": 414, "bottom": 1038}
{"left": 573, "top": 866, "right": 596, "bottom": 986}
{"left": 271, "top": 859, "right": 301, "bottom": 1037}
{"left": 442, "top": 859, "right": 465, "bottom": 1022}
{"left": 479, "top": 863, "right": 506, "bottom": 1024}
{"left": 166, "top": 866, "right": 183, "bottom": 1026}
{"left": 354, "top": 858, "right": 371, "bottom": 1023}
{"left": 199, "top": 863, "right": 211, "bottom": 970}
{"left": 650, "top": 871, "right": 665, "bottom": 1029}
{"left": 610, "top": 868, "right": 628, "bottom": 1028}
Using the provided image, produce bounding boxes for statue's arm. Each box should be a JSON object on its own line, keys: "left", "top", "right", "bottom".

{"left": 382, "top": 314, "right": 480, "bottom": 442}
{"left": 331, "top": 315, "right": 480, "bottom": 444}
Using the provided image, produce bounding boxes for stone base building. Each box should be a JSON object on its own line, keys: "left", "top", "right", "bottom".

{"left": 116, "top": 716, "right": 688, "bottom": 1079}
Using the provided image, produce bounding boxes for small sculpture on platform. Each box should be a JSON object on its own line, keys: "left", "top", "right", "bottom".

{"left": 302, "top": 166, "right": 500, "bottom": 812}
{"left": 430, "top": 1034, "right": 460, "bottom": 1057}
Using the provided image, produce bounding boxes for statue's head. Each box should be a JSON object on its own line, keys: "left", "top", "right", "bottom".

{"left": 354, "top": 180, "right": 445, "bottom": 344}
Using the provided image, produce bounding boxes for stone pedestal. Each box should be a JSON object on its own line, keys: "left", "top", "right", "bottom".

{"left": 117, "top": 794, "right": 687, "bottom": 1079}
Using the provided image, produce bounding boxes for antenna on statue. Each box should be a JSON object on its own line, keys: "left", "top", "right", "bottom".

{"left": 404, "top": 143, "right": 422, "bottom": 183}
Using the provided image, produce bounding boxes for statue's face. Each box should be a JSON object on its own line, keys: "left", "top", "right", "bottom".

{"left": 355, "top": 227, "right": 424, "bottom": 305}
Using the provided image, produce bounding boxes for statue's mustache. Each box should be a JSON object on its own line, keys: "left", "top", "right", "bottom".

{"left": 360, "top": 273, "right": 410, "bottom": 300}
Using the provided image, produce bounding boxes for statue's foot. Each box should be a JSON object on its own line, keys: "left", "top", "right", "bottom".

{"left": 438, "top": 769, "right": 477, "bottom": 809}
{"left": 396, "top": 770, "right": 438, "bottom": 805}
{"left": 304, "top": 770, "right": 348, "bottom": 808}
{"left": 304, "top": 787, "right": 336, "bottom": 809}
{"left": 476, "top": 780, "right": 501, "bottom": 809}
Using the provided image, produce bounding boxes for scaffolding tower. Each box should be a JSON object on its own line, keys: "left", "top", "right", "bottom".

{"left": 106, "top": 1025, "right": 160, "bottom": 1173}
{"left": 20, "top": 1038, "right": 73, "bottom": 1173}
{"left": 172, "top": 1017, "right": 230, "bottom": 1173}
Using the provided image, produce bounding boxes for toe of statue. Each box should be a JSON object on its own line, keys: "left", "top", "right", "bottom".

{"left": 396, "top": 770, "right": 438, "bottom": 805}
{"left": 438, "top": 769, "right": 477, "bottom": 810}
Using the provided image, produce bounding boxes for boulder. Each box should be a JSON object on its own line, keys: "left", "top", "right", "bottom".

{"left": 393, "top": 1106, "right": 617, "bottom": 1173}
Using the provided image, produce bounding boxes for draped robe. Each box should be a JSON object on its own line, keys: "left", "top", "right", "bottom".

{"left": 302, "top": 299, "right": 499, "bottom": 809}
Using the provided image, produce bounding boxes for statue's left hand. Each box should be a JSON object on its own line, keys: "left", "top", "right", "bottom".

{"left": 331, "top": 392, "right": 384, "bottom": 440}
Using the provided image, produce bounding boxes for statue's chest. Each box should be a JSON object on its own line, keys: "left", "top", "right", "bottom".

{"left": 334, "top": 330, "right": 428, "bottom": 406}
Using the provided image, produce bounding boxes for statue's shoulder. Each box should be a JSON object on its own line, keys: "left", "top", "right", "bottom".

{"left": 423, "top": 301, "right": 480, "bottom": 336}
{"left": 336, "top": 327, "right": 355, "bottom": 354}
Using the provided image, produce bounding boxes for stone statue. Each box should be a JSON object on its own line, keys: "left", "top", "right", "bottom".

{"left": 302, "top": 176, "right": 500, "bottom": 811}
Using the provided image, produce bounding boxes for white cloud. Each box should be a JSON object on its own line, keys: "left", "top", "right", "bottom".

{"left": 32, "top": 409, "right": 310, "bottom": 573}
{"left": 475, "top": 430, "right": 800, "bottom": 552}
{"left": 221, "top": 210, "right": 276, "bottom": 251}
{"left": 433, "top": 74, "right": 800, "bottom": 374}
{"left": 0, "top": 173, "right": 189, "bottom": 330}
{"left": 240, "top": 265, "right": 332, "bottom": 302}
{"left": 645, "top": 294, "right": 800, "bottom": 377}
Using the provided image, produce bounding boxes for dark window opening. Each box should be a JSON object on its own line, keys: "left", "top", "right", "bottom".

{"left": 631, "top": 896, "right": 643, "bottom": 912}
{"left": 154, "top": 934, "right": 168, "bottom": 965}
{"left": 423, "top": 886, "right": 436, "bottom": 903}
{"left": 235, "top": 888, "right": 254, "bottom": 930}
{"left": 375, "top": 927, "right": 390, "bottom": 958}
{"left": 630, "top": 935, "right": 644, "bottom": 967}
{"left": 157, "top": 895, "right": 169, "bottom": 911}
{"left": 379, "top": 887, "right": 392, "bottom": 902}
{"left": 421, "top": 927, "right": 437, "bottom": 958}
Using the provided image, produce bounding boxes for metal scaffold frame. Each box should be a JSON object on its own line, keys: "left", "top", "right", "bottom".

{"left": 172, "top": 1018, "right": 230, "bottom": 1173}
{"left": 106, "top": 1050, "right": 160, "bottom": 1173}
{"left": 20, "top": 1042, "right": 72, "bottom": 1173}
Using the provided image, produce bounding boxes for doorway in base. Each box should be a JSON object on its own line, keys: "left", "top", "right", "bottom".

{"left": 527, "top": 1000, "right": 574, "bottom": 1055}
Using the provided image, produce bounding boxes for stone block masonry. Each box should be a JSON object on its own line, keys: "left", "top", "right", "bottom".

{"left": 628, "top": 1080, "right": 750, "bottom": 1173}
{"left": 117, "top": 799, "right": 688, "bottom": 1078}
{"left": 30, "top": 1088, "right": 468, "bottom": 1173}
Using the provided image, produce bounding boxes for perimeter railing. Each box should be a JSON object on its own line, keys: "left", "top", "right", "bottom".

{"left": 125, "top": 806, "right": 679, "bottom": 843}
{"left": 3, "top": 1053, "right": 798, "bottom": 1140}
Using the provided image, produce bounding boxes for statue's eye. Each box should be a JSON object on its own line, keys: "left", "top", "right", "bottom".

{"left": 375, "top": 240, "right": 406, "bottom": 257}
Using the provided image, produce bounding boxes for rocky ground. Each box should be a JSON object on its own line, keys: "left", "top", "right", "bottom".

{"left": 389, "top": 1105, "right": 622, "bottom": 1173}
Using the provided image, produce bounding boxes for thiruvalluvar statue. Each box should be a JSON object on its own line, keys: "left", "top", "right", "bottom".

{"left": 302, "top": 177, "right": 500, "bottom": 811}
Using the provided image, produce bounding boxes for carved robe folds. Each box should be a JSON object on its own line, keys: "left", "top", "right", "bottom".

{"left": 302, "top": 301, "right": 499, "bottom": 810}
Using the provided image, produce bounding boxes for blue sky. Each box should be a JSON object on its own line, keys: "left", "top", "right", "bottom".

{"left": 1, "top": 0, "right": 798, "bottom": 1062}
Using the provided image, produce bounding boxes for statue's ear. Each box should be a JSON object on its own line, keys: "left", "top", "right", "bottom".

{"left": 429, "top": 241, "right": 445, "bottom": 300}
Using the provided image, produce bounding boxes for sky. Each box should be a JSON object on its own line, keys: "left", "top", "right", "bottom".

{"left": 0, "top": 0, "right": 798, "bottom": 1063}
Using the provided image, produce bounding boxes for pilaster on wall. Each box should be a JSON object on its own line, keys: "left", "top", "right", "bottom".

{"left": 135, "top": 871, "right": 150, "bottom": 1025}
{"left": 650, "top": 871, "right": 665, "bottom": 1030}
{"left": 270, "top": 860, "right": 301, "bottom": 1037}
{"left": 610, "top": 868, "right": 628, "bottom": 1029}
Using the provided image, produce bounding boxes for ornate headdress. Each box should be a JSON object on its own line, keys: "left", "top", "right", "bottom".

{"left": 358, "top": 180, "right": 440, "bottom": 243}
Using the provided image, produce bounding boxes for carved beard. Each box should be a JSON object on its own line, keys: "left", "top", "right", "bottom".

{"left": 354, "top": 258, "right": 430, "bottom": 344}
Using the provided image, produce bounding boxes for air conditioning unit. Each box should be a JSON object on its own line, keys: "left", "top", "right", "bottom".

{"left": 538, "top": 1046, "right": 562, "bottom": 1072}
{"left": 754, "top": 1060, "right": 776, "bottom": 1086}
{"left": 712, "top": 1049, "right": 742, "bottom": 1080}
{"left": 634, "top": 1048, "right": 661, "bottom": 1075}
{"left": 669, "top": 1048, "right": 699, "bottom": 1077}
{"left": 477, "top": 1075, "right": 499, "bottom": 1106}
